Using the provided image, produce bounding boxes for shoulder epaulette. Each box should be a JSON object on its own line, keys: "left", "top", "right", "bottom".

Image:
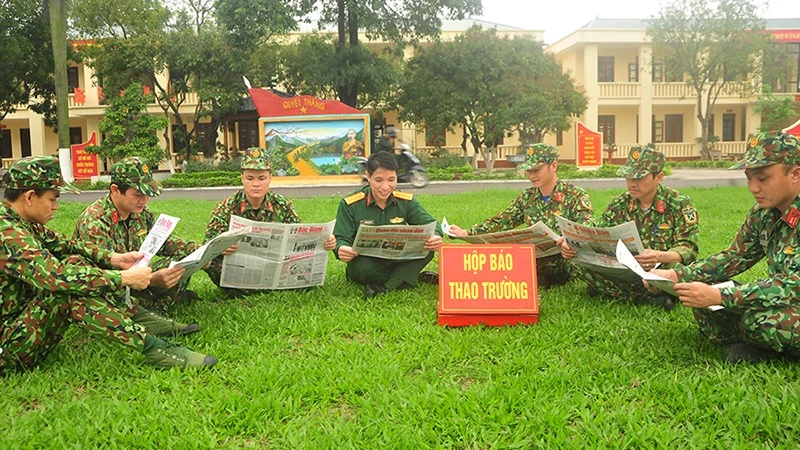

{"left": 345, "top": 192, "right": 366, "bottom": 205}
{"left": 394, "top": 191, "right": 413, "bottom": 201}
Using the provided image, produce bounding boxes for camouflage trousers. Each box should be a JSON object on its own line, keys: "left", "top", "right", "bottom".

{"left": 135, "top": 280, "right": 191, "bottom": 312}
{"left": 536, "top": 255, "right": 573, "bottom": 288}
{"left": 347, "top": 252, "right": 436, "bottom": 290}
{"left": 693, "top": 302, "right": 800, "bottom": 356}
{"left": 0, "top": 292, "right": 146, "bottom": 373}
{"left": 577, "top": 267, "right": 652, "bottom": 303}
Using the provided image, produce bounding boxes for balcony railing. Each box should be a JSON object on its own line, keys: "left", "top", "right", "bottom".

{"left": 598, "top": 82, "right": 640, "bottom": 98}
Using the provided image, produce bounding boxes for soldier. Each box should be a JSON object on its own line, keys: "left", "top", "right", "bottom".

{"left": 0, "top": 156, "right": 216, "bottom": 373}
{"left": 374, "top": 127, "right": 397, "bottom": 153}
{"left": 204, "top": 147, "right": 335, "bottom": 296}
{"left": 651, "top": 131, "right": 800, "bottom": 363}
{"left": 73, "top": 157, "right": 201, "bottom": 336}
{"left": 562, "top": 145, "right": 699, "bottom": 310}
{"left": 448, "top": 144, "right": 593, "bottom": 287}
{"left": 334, "top": 152, "right": 443, "bottom": 298}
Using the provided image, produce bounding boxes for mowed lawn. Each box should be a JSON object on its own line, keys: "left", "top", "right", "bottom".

{"left": 3, "top": 185, "right": 800, "bottom": 448}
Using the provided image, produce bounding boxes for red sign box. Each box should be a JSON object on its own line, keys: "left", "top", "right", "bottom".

{"left": 70, "top": 131, "right": 99, "bottom": 179}
{"left": 438, "top": 244, "right": 539, "bottom": 327}
{"left": 576, "top": 122, "right": 602, "bottom": 169}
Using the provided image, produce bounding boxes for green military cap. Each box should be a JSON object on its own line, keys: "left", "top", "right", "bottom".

{"left": 730, "top": 131, "right": 800, "bottom": 169}
{"left": 2, "top": 156, "right": 80, "bottom": 194}
{"left": 241, "top": 147, "right": 271, "bottom": 171}
{"left": 617, "top": 146, "right": 666, "bottom": 179}
{"left": 519, "top": 144, "right": 559, "bottom": 170}
{"left": 110, "top": 156, "right": 162, "bottom": 197}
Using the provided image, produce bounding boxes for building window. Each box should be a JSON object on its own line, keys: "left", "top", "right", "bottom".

{"left": 722, "top": 114, "right": 735, "bottom": 142}
{"left": 652, "top": 63, "right": 663, "bottom": 82}
{"left": 0, "top": 129, "right": 11, "bottom": 159}
{"left": 238, "top": 121, "right": 259, "bottom": 151}
{"left": 665, "top": 59, "right": 682, "bottom": 82}
{"left": 425, "top": 127, "right": 446, "bottom": 147}
{"left": 598, "top": 115, "right": 615, "bottom": 144}
{"left": 628, "top": 58, "right": 639, "bottom": 82}
{"left": 194, "top": 123, "right": 216, "bottom": 154}
{"left": 20, "top": 128, "right": 31, "bottom": 157}
{"left": 69, "top": 127, "right": 83, "bottom": 145}
{"left": 67, "top": 67, "right": 79, "bottom": 93}
{"left": 598, "top": 56, "right": 614, "bottom": 82}
{"left": 652, "top": 120, "right": 664, "bottom": 143}
{"left": 665, "top": 115, "right": 683, "bottom": 143}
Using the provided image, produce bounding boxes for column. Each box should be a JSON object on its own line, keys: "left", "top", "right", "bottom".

{"left": 638, "top": 44, "right": 653, "bottom": 144}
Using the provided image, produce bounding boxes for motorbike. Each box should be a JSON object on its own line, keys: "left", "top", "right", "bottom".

{"left": 356, "top": 144, "right": 429, "bottom": 188}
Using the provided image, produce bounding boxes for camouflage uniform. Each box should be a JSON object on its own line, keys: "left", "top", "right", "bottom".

{"left": 467, "top": 144, "right": 594, "bottom": 286}
{"left": 334, "top": 184, "right": 443, "bottom": 290}
{"left": 676, "top": 132, "right": 800, "bottom": 356}
{"left": 582, "top": 146, "right": 699, "bottom": 303}
{"left": 73, "top": 157, "right": 198, "bottom": 311}
{"left": 0, "top": 156, "right": 145, "bottom": 373}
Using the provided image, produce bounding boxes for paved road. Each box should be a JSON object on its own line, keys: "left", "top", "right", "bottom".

{"left": 55, "top": 168, "right": 747, "bottom": 203}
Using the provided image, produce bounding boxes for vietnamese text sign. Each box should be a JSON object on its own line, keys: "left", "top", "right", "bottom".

{"left": 438, "top": 244, "right": 539, "bottom": 327}
{"left": 576, "top": 123, "right": 602, "bottom": 169}
{"left": 70, "top": 131, "right": 99, "bottom": 179}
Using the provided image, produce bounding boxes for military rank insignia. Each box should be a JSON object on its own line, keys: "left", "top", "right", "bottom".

{"left": 784, "top": 245, "right": 796, "bottom": 255}
{"left": 390, "top": 217, "right": 405, "bottom": 224}
{"left": 656, "top": 200, "right": 665, "bottom": 214}
{"left": 682, "top": 207, "right": 698, "bottom": 224}
{"left": 787, "top": 207, "right": 800, "bottom": 228}
{"left": 554, "top": 191, "right": 563, "bottom": 203}
{"left": 111, "top": 210, "right": 119, "bottom": 224}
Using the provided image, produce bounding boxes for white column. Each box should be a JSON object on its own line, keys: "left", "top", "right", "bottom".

{"left": 638, "top": 44, "right": 653, "bottom": 144}
{"left": 582, "top": 44, "right": 599, "bottom": 131}
{"left": 29, "top": 116, "right": 47, "bottom": 157}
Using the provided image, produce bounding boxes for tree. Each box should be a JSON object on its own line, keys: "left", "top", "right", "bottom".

{"left": 399, "top": 27, "right": 586, "bottom": 172}
{"left": 49, "top": 0, "right": 71, "bottom": 150}
{"left": 647, "top": 0, "right": 769, "bottom": 159}
{"left": 87, "top": 82, "right": 169, "bottom": 164}
{"left": 753, "top": 88, "right": 798, "bottom": 132}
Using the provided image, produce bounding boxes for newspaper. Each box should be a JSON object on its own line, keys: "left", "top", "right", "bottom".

{"left": 127, "top": 214, "right": 180, "bottom": 307}
{"left": 169, "top": 226, "right": 253, "bottom": 282}
{"left": 556, "top": 216, "right": 644, "bottom": 282}
{"left": 443, "top": 217, "right": 561, "bottom": 258}
{"left": 352, "top": 222, "right": 437, "bottom": 260}
{"left": 220, "top": 216, "right": 334, "bottom": 290}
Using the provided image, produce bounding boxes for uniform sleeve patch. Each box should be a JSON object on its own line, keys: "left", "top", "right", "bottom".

{"left": 580, "top": 196, "right": 592, "bottom": 210}
{"left": 345, "top": 192, "right": 366, "bottom": 205}
{"left": 682, "top": 207, "right": 698, "bottom": 224}
{"left": 394, "top": 191, "right": 413, "bottom": 201}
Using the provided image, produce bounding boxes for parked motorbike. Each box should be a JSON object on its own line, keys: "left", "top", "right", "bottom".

{"left": 356, "top": 144, "right": 429, "bottom": 188}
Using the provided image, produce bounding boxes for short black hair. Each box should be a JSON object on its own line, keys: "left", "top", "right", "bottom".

{"left": 367, "top": 152, "right": 398, "bottom": 175}
{"left": 4, "top": 187, "right": 52, "bottom": 202}
{"left": 110, "top": 183, "right": 135, "bottom": 195}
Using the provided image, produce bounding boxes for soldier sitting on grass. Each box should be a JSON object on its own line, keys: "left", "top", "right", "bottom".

{"left": 0, "top": 156, "right": 216, "bottom": 373}
{"left": 651, "top": 131, "right": 800, "bottom": 363}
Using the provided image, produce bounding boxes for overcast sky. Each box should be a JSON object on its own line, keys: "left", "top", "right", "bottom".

{"left": 475, "top": 0, "right": 799, "bottom": 44}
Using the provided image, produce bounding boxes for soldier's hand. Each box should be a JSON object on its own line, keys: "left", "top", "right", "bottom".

{"left": 447, "top": 225, "right": 469, "bottom": 238}
{"left": 644, "top": 269, "right": 678, "bottom": 293}
{"left": 323, "top": 235, "right": 336, "bottom": 251}
{"left": 557, "top": 237, "right": 577, "bottom": 260}
{"left": 337, "top": 246, "right": 358, "bottom": 262}
{"left": 674, "top": 282, "right": 722, "bottom": 309}
{"left": 111, "top": 251, "right": 145, "bottom": 269}
{"left": 121, "top": 266, "right": 152, "bottom": 290}
{"left": 221, "top": 243, "right": 238, "bottom": 256}
{"left": 150, "top": 266, "right": 185, "bottom": 289}
{"left": 424, "top": 235, "right": 443, "bottom": 251}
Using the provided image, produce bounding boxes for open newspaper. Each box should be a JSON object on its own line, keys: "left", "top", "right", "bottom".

{"left": 556, "top": 216, "right": 644, "bottom": 282}
{"left": 169, "top": 226, "right": 253, "bottom": 282}
{"left": 127, "top": 213, "right": 180, "bottom": 307}
{"left": 220, "top": 216, "right": 335, "bottom": 290}
{"left": 353, "top": 222, "right": 437, "bottom": 260}
{"left": 442, "top": 217, "right": 561, "bottom": 258}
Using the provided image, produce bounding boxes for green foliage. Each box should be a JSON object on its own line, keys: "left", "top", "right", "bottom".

{"left": 420, "top": 150, "right": 469, "bottom": 170}
{"left": 161, "top": 171, "right": 241, "bottom": 187}
{"left": 87, "top": 82, "right": 169, "bottom": 164}
{"left": 753, "top": 87, "right": 798, "bottom": 132}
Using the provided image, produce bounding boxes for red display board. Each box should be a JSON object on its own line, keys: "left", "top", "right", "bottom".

{"left": 248, "top": 88, "right": 363, "bottom": 117}
{"left": 576, "top": 123, "right": 603, "bottom": 169}
{"left": 783, "top": 119, "right": 800, "bottom": 138}
{"left": 438, "top": 244, "right": 539, "bottom": 327}
{"left": 71, "top": 131, "right": 99, "bottom": 179}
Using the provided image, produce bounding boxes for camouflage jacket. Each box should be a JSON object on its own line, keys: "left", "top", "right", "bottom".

{"left": 1, "top": 203, "right": 121, "bottom": 326}
{"left": 676, "top": 196, "right": 800, "bottom": 309}
{"left": 73, "top": 194, "right": 197, "bottom": 271}
{"left": 205, "top": 189, "right": 301, "bottom": 241}
{"left": 599, "top": 184, "right": 699, "bottom": 264}
{"left": 468, "top": 179, "right": 594, "bottom": 234}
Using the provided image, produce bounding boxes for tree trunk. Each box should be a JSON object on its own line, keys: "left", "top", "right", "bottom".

{"left": 49, "top": 0, "right": 69, "bottom": 150}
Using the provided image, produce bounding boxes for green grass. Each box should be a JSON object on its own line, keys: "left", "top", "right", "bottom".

{"left": 3, "top": 186, "right": 798, "bottom": 448}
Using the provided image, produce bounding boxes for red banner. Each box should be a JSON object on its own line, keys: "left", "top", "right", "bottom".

{"left": 71, "top": 132, "right": 99, "bottom": 179}
{"left": 438, "top": 244, "right": 539, "bottom": 326}
{"left": 248, "top": 89, "right": 363, "bottom": 117}
{"left": 783, "top": 119, "right": 800, "bottom": 138}
{"left": 576, "top": 122, "right": 602, "bottom": 169}
{"left": 770, "top": 30, "right": 800, "bottom": 43}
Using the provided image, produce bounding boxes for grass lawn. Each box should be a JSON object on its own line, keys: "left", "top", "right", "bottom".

{"left": 3, "top": 186, "right": 800, "bottom": 448}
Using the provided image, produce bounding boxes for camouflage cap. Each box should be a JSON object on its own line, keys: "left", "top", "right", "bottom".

{"left": 730, "top": 131, "right": 800, "bottom": 169}
{"left": 2, "top": 156, "right": 80, "bottom": 194}
{"left": 617, "top": 146, "right": 666, "bottom": 179}
{"left": 241, "top": 147, "right": 271, "bottom": 171}
{"left": 110, "top": 157, "right": 162, "bottom": 197}
{"left": 519, "top": 144, "right": 559, "bottom": 170}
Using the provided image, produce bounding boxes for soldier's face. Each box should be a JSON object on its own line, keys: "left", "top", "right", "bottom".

{"left": 526, "top": 162, "right": 557, "bottom": 189}
{"left": 367, "top": 167, "right": 397, "bottom": 203}
{"left": 745, "top": 164, "right": 800, "bottom": 212}
{"left": 25, "top": 189, "right": 60, "bottom": 224}
{"left": 625, "top": 172, "right": 663, "bottom": 202}
{"left": 111, "top": 185, "right": 149, "bottom": 219}
{"left": 242, "top": 170, "right": 271, "bottom": 199}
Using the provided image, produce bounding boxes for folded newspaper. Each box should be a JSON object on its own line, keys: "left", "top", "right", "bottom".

{"left": 353, "top": 222, "right": 437, "bottom": 260}
{"left": 220, "top": 216, "right": 335, "bottom": 290}
{"left": 169, "top": 226, "right": 253, "bottom": 282}
{"left": 127, "top": 213, "right": 180, "bottom": 307}
{"left": 556, "top": 216, "right": 644, "bottom": 282}
{"left": 442, "top": 217, "right": 561, "bottom": 258}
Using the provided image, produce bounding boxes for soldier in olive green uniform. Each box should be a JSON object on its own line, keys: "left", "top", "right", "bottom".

{"left": 204, "top": 147, "right": 335, "bottom": 296}
{"left": 653, "top": 132, "right": 800, "bottom": 363}
{"left": 334, "top": 152, "right": 443, "bottom": 298}
{"left": 563, "top": 146, "right": 699, "bottom": 310}
{"left": 73, "top": 157, "right": 201, "bottom": 335}
{"left": 449, "top": 144, "right": 594, "bottom": 287}
{"left": 0, "top": 156, "right": 215, "bottom": 373}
